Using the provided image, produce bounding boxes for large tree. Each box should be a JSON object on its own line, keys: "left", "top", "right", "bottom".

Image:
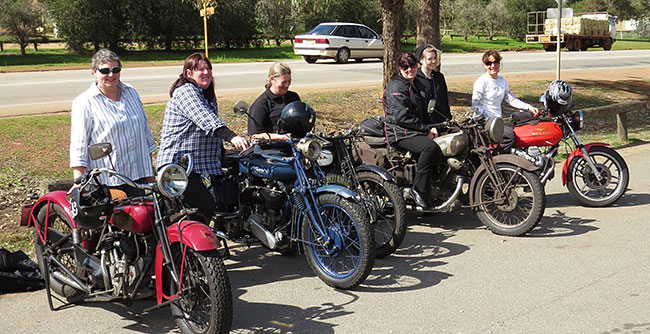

{"left": 484, "top": 0, "right": 508, "bottom": 40}
{"left": 416, "top": 0, "right": 441, "bottom": 48}
{"left": 125, "top": 0, "right": 196, "bottom": 51}
{"left": 379, "top": 0, "right": 405, "bottom": 88}
{"left": 452, "top": 0, "right": 485, "bottom": 41}
{"left": 42, "top": 0, "right": 127, "bottom": 52}
{"left": 0, "top": 0, "right": 44, "bottom": 55}
{"left": 504, "top": 0, "right": 556, "bottom": 40}
{"left": 256, "top": 0, "right": 298, "bottom": 46}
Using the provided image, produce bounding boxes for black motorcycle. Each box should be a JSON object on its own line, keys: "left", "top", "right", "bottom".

{"left": 314, "top": 130, "right": 407, "bottom": 258}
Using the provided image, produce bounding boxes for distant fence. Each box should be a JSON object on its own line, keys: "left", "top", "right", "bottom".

{"left": 581, "top": 100, "right": 650, "bottom": 141}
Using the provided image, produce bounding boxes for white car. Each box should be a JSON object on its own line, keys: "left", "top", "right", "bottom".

{"left": 293, "top": 22, "right": 384, "bottom": 64}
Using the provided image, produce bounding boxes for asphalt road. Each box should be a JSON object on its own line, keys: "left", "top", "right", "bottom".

{"left": 1, "top": 49, "right": 649, "bottom": 117}
{"left": 1, "top": 143, "right": 649, "bottom": 333}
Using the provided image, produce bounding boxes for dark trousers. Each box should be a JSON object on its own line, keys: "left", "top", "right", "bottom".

{"left": 183, "top": 172, "right": 216, "bottom": 224}
{"left": 395, "top": 135, "right": 441, "bottom": 194}
{"left": 498, "top": 126, "right": 516, "bottom": 154}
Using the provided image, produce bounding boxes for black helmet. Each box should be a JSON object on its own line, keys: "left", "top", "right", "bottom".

{"left": 543, "top": 80, "right": 573, "bottom": 117}
{"left": 277, "top": 101, "right": 316, "bottom": 138}
{"left": 69, "top": 183, "right": 112, "bottom": 230}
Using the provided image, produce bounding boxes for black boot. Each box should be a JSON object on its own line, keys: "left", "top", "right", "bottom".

{"left": 409, "top": 188, "right": 431, "bottom": 209}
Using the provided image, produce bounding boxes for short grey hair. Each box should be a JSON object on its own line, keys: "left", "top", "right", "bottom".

{"left": 91, "top": 49, "right": 121, "bottom": 71}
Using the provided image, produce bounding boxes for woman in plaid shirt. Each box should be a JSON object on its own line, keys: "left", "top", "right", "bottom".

{"left": 157, "top": 52, "right": 248, "bottom": 223}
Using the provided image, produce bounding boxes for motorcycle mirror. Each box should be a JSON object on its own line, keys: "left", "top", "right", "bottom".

{"left": 88, "top": 143, "right": 113, "bottom": 160}
{"left": 233, "top": 100, "right": 249, "bottom": 115}
{"left": 427, "top": 99, "right": 437, "bottom": 114}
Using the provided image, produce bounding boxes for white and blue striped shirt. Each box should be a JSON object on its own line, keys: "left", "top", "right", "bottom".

{"left": 69, "top": 82, "right": 156, "bottom": 186}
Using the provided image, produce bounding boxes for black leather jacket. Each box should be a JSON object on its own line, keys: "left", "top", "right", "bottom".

{"left": 414, "top": 68, "right": 451, "bottom": 123}
{"left": 383, "top": 75, "right": 432, "bottom": 144}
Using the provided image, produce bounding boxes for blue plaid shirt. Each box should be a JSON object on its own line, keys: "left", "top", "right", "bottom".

{"left": 157, "top": 83, "right": 227, "bottom": 175}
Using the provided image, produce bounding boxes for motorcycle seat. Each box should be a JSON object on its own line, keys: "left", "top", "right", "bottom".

{"left": 363, "top": 135, "right": 388, "bottom": 147}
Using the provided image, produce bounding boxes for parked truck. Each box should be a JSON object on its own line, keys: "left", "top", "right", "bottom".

{"left": 526, "top": 11, "right": 617, "bottom": 51}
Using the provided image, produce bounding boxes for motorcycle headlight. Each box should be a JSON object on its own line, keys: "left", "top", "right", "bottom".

{"left": 157, "top": 164, "right": 188, "bottom": 198}
{"left": 569, "top": 110, "right": 584, "bottom": 131}
{"left": 485, "top": 117, "right": 504, "bottom": 143}
{"left": 297, "top": 138, "right": 322, "bottom": 161}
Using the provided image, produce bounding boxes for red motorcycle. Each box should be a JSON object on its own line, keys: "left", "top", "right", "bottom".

{"left": 511, "top": 81, "right": 629, "bottom": 207}
{"left": 19, "top": 143, "right": 232, "bottom": 334}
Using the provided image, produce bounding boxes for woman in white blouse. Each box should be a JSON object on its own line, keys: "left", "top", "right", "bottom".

{"left": 69, "top": 49, "right": 156, "bottom": 196}
{"left": 472, "top": 50, "right": 539, "bottom": 153}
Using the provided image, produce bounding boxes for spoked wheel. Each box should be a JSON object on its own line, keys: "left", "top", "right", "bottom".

{"left": 356, "top": 172, "right": 407, "bottom": 258}
{"left": 474, "top": 163, "right": 545, "bottom": 236}
{"left": 170, "top": 247, "right": 232, "bottom": 334}
{"left": 301, "top": 194, "right": 374, "bottom": 289}
{"left": 34, "top": 203, "right": 84, "bottom": 299}
{"left": 567, "top": 146, "right": 629, "bottom": 207}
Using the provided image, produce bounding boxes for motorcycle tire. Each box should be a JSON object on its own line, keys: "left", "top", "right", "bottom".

{"left": 566, "top": 146, "right": 629, "bottom": 207}
{"left": 169, "top": 248, "right": 233, "bottom": 334}
{"left": 301, "top": 193, "right": 375, "bottom": 289}
{"left": 34, "top": 202, "right": 84, "bottom": 299}
{"left": 356, "top": 172, "right": 407, "bottom": 258}
{"left": 327, "top": 173, "right": 407, "bottom": 258}
{"left": 473, "top": 163, "right": 545, "bottom": 236}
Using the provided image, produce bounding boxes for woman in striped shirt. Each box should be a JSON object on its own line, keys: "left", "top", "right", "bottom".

{"left": 69, "top": 49, "right": 156, "bottom": 197}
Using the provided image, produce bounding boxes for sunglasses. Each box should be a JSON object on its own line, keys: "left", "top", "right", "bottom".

{"left": 399, "top": 63, "right": 417, "bottom": 70}
{"left": 484, "top": 60, "right": 500, "bottom": 66}
{"left": 97, "top": 66, "right": 122, "bottom": 75}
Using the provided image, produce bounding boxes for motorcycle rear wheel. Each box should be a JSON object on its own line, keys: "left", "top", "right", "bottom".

{"left": 34, "top": 203, "right": 84, "bottom": 299}
{"left": 566, "top": 146, "right": 629, "bottom": 207}
{"left": 301, "top": 193, "right": 375, "bottom": 289}
{"left": 170, "top": 248, "right": 232, "bottom": 334}
{"left": 474, "top": 163, "right": 545, "bottom": 236}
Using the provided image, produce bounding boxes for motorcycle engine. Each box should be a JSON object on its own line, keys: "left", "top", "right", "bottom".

{"left": 511, "top": 146, "right": 546, "bottom": 168}
{"left": 97, "top": 230, "right": 153, "bottom": 296}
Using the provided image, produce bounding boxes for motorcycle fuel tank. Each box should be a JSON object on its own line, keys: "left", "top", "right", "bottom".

{"left": 514, "top": 121, "right": 562, "bottom": 147}
{"left": 110, "top": 202, "right": 154, "bottom": 234}
{"left": 240, "top": 157, "right": 297, "bottom": 183}
{"left": 433, "top": 132, "right": 469, "bottom": 157}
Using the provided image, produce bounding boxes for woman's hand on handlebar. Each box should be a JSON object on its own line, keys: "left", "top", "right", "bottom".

{"left": 427, "top": 127, "right": 439, "bottom": 140}
{"left": 230, "top": 135, "right": 249, "bottom": 150}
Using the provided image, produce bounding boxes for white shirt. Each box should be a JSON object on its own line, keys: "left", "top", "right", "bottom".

{"left": 471, "top": 72, "right": 532, "bottom": 119}
{"left": 69, "top": 82, "right": 156, "bottom": 186}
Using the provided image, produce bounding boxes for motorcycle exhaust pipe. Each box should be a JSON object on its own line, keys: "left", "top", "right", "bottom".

{"left": 406, "top": 176, "right": 465, "bottom": 212}
{"left": 246, "top": 214, "right": 278, "bottom": 249}
{"left": 540, "top": 158, "right": 556, "bottom": 185}
{"left": 52, "top": 270, "right": 88, "bottom": 292}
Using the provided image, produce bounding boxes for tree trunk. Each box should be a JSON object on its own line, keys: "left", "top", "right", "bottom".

{"left": 379, "top": 0, "right": 405, "bottom": 89}
{"left": 416, "top": 0, "right": 441, "bottom": 49}
{"left": 20, "top": 42, "right": 27, "bottom": 56}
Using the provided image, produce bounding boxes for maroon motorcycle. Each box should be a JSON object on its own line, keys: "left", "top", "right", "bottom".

{"left": 20, "top": 143, "right": 232, "bottom": 334}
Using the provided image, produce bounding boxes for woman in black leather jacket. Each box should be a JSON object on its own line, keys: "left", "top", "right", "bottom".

{"left": 383, "top": 52, "right": 442, "bottom": 209}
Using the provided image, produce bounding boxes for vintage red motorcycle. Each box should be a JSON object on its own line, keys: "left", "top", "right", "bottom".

{"left": 510, "top": 80, "right": 629, "bottom": 207}
{"left": 19, "top": 143, "right": 232, "bottom": 334}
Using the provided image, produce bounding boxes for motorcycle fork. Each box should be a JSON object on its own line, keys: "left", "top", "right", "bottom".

{"left": 478, "top": 153, "right": 516, "bottom": 202}
{"left": 151, "top": 192, "right": 181, "bottom": 291}
{"left": 294, "top": 163, "right": 334, "bottom": 251}
{"left": 568, "top": 125, "right": 604, "bottom": 182}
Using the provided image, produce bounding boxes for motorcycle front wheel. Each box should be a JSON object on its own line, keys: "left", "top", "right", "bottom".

{"left": 566, "top": 146, "right": 629, "bottom": 207}
{"left": 473, "top": 163, "right": 545, "bottom": 236}
{"left": 301, "top": 193, "right": 375, "bottom": 289}
{"left": 34, "top": 202, "right": 84, "bottom": 299}
{"left": 356, "top": 172, "right": 407, "bottom": 258}
{"left": 170, "top": 247, "right": 232, "bottom": 334}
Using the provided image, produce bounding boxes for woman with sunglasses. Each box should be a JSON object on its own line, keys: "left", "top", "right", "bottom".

{"left": 383, "top": 52, "right": 443, "bottom": 209}
{"left": 69, "top": 48, "right": 156, "bottom": 197}
{"left": 157, "top": 52, "right": 248, "bottom": 224}
{"left": 472, "top": 50, "right": 539, "bottom": 153}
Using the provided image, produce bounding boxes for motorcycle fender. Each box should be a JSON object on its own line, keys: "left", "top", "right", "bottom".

{"left": 24, "top": 190, "right": 76, "bottom": 229}
{"left": 468, "top": 155, "right": 538, "bottom": 207}
{"left": 315, "top": 184, "right": 358, "bottom": 201}
{"left": 155, "top": 220, "right": 220, "bottom": 304}
{"left": 355, "top": 164, "right": 394, "bottom": 182}
{"left": 561, "top": 142, "right": 609, "bottom": 186}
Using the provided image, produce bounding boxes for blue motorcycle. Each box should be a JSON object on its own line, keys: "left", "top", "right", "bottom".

{"left": 208, "top": 101, "right": 374, "bottom": 289}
